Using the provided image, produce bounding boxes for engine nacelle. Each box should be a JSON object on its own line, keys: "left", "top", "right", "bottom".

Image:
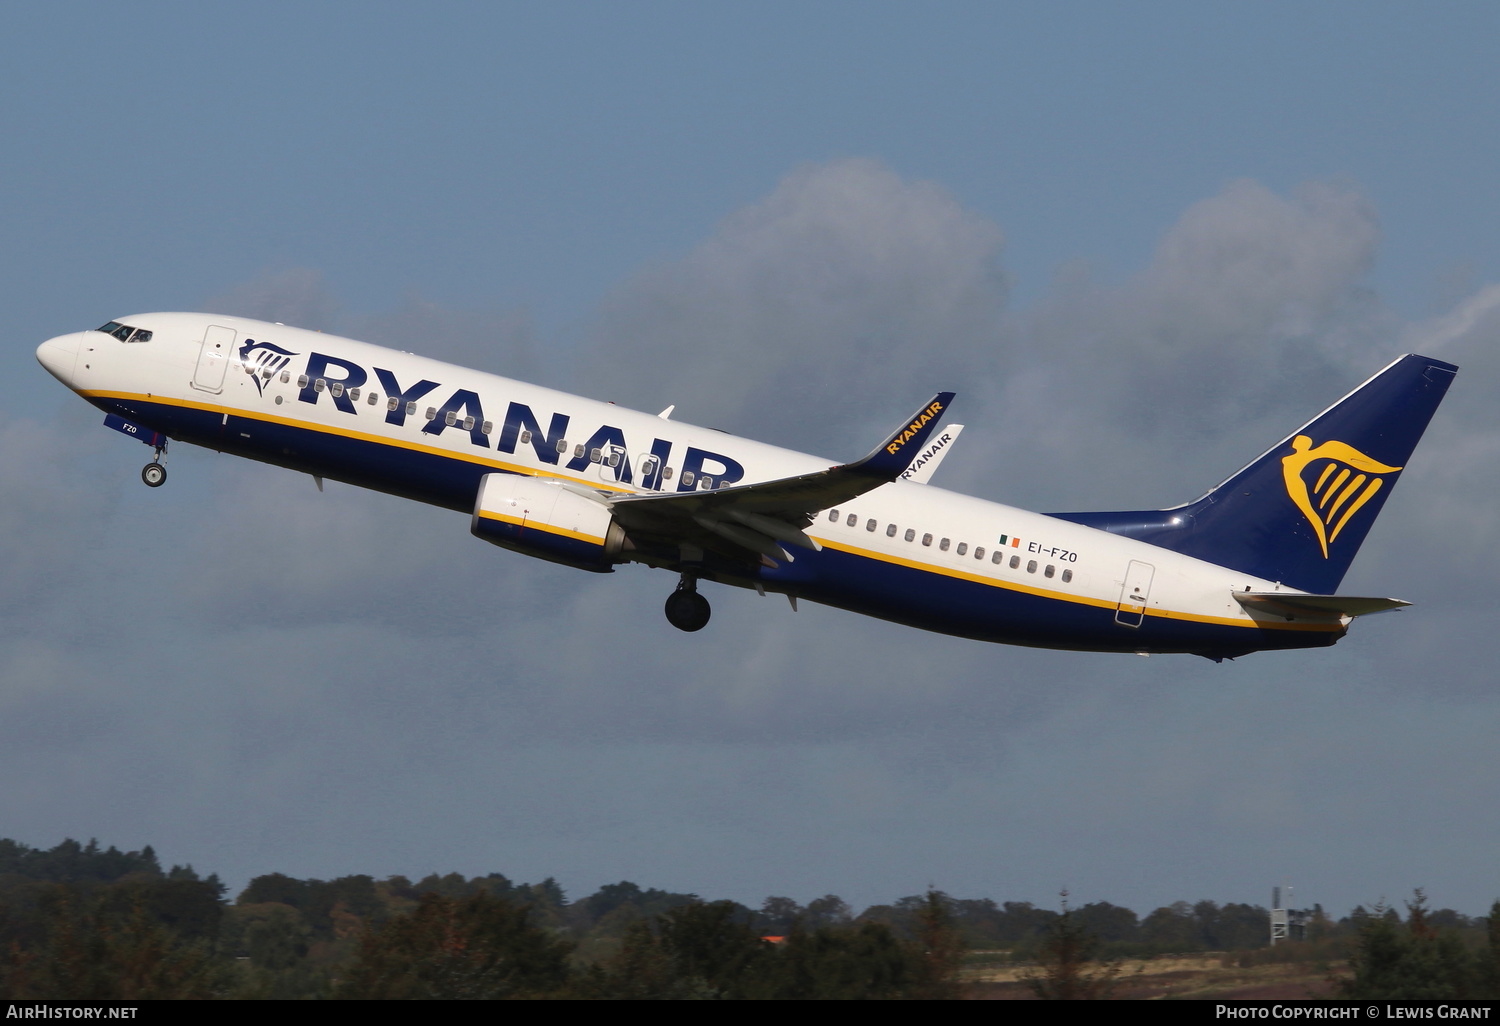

{"left": 471, "top": 472, "right": 627, "bottom": 573}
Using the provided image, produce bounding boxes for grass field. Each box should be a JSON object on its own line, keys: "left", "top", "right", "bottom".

{"left": 963, "top": 952, "right": 1344, "bottom": 999}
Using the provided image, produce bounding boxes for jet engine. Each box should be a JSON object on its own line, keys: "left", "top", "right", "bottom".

{"left": 471, "top": 472, "right": 628, "bottom": 573}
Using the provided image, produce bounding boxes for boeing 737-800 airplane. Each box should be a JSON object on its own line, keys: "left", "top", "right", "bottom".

{"left": 36, "top": 314, "right": 1456, "bottom": 660}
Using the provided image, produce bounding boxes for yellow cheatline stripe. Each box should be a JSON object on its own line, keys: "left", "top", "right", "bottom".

{"left": 476, "top": 510, "right": 607, "bottom": 546}
{"left": 94, "top": 391, "right": 1340, "bottom": 635}
{"left": 812, "top": 537, "right": 1341, "bottom": 634}
{"left": 83, "top": 389, "right": 633, "bottom": 494}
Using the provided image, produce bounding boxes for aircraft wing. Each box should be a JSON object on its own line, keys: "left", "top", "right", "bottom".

{"left": 607, "top": 392, "right": 955, "bottom": 564}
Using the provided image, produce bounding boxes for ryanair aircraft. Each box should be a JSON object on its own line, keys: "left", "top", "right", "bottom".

{"left": 37, "top": 314, "right": 1457, "bottom": 660}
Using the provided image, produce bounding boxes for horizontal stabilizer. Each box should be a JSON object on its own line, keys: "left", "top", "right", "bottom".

{"left": 1233, "top": 592, "right": 1410, "bottom": 620}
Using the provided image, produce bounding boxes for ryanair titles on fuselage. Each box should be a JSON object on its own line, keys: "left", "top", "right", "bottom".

{"left": 291, "top": 348, "right": 743, "bottom": 492}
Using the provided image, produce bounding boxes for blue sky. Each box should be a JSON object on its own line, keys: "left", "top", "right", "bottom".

{"left": 4, "top": 3, "right": 1499, "bottom": 920}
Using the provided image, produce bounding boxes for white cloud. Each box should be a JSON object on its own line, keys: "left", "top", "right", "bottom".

{"left": 582, "top": 158, "right": 1009, "bottom": 453}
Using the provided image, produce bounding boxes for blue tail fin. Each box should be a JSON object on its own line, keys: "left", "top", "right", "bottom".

{"left": 1053, "top": 354, "right": 1458, "bottom": 593}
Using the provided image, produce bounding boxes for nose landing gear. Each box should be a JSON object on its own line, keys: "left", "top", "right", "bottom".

{"left": 141, "top": 444, "right": 167, "bottom": 488}
{"left": 664, "top": 574, "right": 711, "bottom": 632}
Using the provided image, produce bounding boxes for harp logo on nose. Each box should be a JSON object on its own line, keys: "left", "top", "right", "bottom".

{"left": 237, "top": 339, "right": 299, "bottom": 396}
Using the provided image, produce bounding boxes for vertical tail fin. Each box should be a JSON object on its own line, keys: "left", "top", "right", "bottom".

{"left": 1054, "top": 354, "right": 1458, "bottom": 593}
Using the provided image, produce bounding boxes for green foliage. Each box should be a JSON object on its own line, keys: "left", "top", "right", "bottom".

{"left": 654, "top": 900, "right": 772, "bottom": 997}
{"left": 581, "top": 899, "right": 938, "bottom": 999}
{"left": 335, "top": 891, "right": 573, "bottom": 999}
{"left": 4, "top": 836, "right": 1496, "bottom": 1001}
{"left": 0, "top": 838, "right": 162, "bottom": 884}
{"left": 1, "top": 886, "right": 228, "bottom": 999}
{"left": 1339, "top": 891, "right": 1495, "bottom": 1000}
{"left": 909, "top": 890, "right": 965, "bottom": 999}
{"left": 773, "top": 921, "right": 918, "bottom": 999}
{"left": 1023, "top": 892, "right": 1121, "bottom": 1000}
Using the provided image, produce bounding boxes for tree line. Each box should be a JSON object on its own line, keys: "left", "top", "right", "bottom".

{"left": 1, "top": 837, "right": 1495, "bottom": 998}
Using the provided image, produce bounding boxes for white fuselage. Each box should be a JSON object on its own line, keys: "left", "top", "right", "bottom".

{"left": 37, "top": 313, "right": 1345, "bottom": 656}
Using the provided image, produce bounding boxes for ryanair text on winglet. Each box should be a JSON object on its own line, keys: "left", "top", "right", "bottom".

{"left": 886, "top": 401, "right": 945, "bottom": 455}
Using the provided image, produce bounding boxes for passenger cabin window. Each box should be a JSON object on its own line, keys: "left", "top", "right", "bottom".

{"left": 589, "top": 447, "right": 602, "bottom": 463}
{"left": 904, "top": 528, "right": 915, "bottom": 542}
{"left": 847, "top": 513, "right": 857, "bottom": 527}
{"left": 1044, "top": 564, "right": 1055, "bottom": 578}
{"left": 331, "top": 382, "right": 344, "bottom": 397}
{"left": 700, "top": 476, "right": 714, "bottom": 489}
{"left": 939, "top": 538, "right": 950, "bottom": 552}
{"left": 520, "top": 430, "right": 532, "bottom": 444}
{"left": 556, "top": 439, "right": 568, "bottom": 453}
{"left": 1010, "top": 555, "right": 1020, "bottom": 569}
{"left": 481, "top": 420, "right": 493, "bottom": 434}
{"left": 991, "top": 551, "right": 1003, "bottom": 564}
{"left": 956, "top": 542, "right": 967, "bottom": 556}
{"left": 425, "top": 407, "right": 437, "bottom": 420}
{"left": 886, "top": 524, "right": 897, "bottom": 538}
{"left": 974, "top": 547, "right": 985, "bottom": 560}
{"left": 1027, "top": 560, "right": 1037, "bottom": 573}
{"left": 662, "top": 466, "right": 674, "bottom": 480}
{"left": 829, "top": 510, "right": 839, "bottom": 522}
{"left": 681, "top": 471, "right": 696, "bottom": 487}
{"left": 1061, "top": 569, "right": 1074, "bottom": 583}
{"left": 348, "top": 388, "right": 360, "bottom": 401}
{"left": 368, "top": 392, "right": 379, "bottom": 406}
{"left": 922, "top": 533, "right": 932, "bottom": 546}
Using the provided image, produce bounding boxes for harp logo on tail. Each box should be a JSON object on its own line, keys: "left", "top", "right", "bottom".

{"left": 1281, "top": 435, "right": 1403, "bottom": 558}
{"left": 238, "top": 339, "right": 299, "bottom": 396}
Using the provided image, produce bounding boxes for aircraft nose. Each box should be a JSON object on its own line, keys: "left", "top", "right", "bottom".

{"left": 36, "top": 333, "right": 80, "bottom": 385}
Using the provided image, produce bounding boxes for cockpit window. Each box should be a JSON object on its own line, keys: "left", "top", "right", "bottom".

{"left": 96, "top": 321, "right": 151, "bottom": 343}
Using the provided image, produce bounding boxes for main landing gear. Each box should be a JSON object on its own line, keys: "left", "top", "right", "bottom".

{"left": 141, "top": 445, "right": 167, "bottom": 488}
{"left": 664, "top": 574, "right": 711, "bottom": 632}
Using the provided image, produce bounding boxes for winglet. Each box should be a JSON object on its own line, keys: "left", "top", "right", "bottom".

{"left": 901, "top": 424, "right": 964, "bottom": 484}
{"left": 844, "top": 392, "right": 956, "bottom": 481}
